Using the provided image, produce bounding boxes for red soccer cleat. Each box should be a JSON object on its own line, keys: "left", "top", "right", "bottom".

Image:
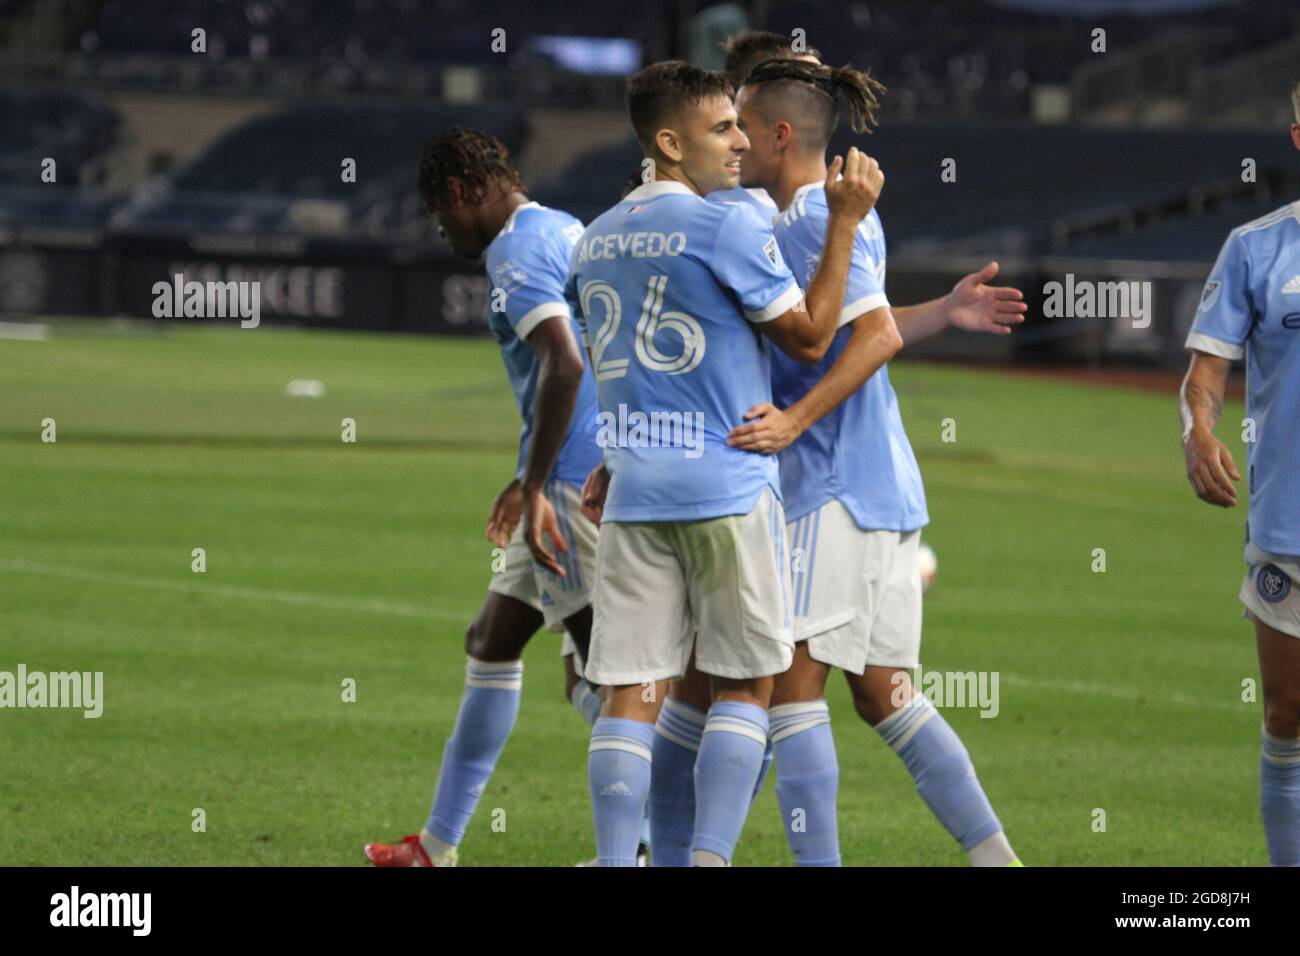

{"left": 364, "top": 834, "right": 451, "bottom": 867}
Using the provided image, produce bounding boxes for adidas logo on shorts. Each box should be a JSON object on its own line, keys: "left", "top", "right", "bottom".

{"left": 599, "top": 780, "right": 633, "bottom": 797}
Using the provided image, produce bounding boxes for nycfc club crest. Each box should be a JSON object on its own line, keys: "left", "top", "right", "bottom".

{"left": 1257, "top": 564, "right": 1291, "bottom": 603}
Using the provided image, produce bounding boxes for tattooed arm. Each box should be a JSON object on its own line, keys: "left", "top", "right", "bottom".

{"left": 1180, "top": 350, "right": 1241, "bottom": 508}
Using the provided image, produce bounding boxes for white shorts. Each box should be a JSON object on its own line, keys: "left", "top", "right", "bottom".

{"left": 584, "top": 487, "right": 794, "bottom": 685}
{"left": 1240, "top": 542, "right": 1300, "bottom": 640}
{"left": 487, "top": 478, "right": 597, "bottom": 631}
{"left": 787, "top": 499, "right": 923, "bottom": 673}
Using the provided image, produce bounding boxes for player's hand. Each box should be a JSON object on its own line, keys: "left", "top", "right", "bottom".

{"left": 823, "top": 147, "right": 883, "bottom": 222}
{"left": 948, "top": 262, "right": 1027, "bottom": 335}
{"left": 1182, "top": 428, "right": 1240, "bottom": 508}
{"left": 727, "top": 403, "right": 803, "bottom": 455}
{"left": 522, "top": 483, "right": 567, "bottom": 577}
{"left": 486, "top": 478, "right": 524, "bottom": 548}
{"left": 581, "top": 464, "right": 610, "bottom": 527}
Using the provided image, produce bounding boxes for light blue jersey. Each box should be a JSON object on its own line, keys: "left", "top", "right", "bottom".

{"left": 770, "top": 183, "right": 929, "bottom": 532}
{"left": 564, "top": 180, "right": 803, "bottom": 521}
{"left": 709, "top": 186, "right": 778, "bottom": 223}
{"left": 1186, "top": 200, "right": 1300, "bottom": 556}
{"left": 484, "top": 201, "right": 602, "bottom": 487}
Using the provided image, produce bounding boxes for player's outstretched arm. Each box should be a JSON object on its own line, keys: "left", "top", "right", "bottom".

{"left": 520, "top": 316, "right": 587, "bottom": 574}
{"left": 762, "top": 148, "right": 883, "bottom": 364}
{"left": 893, "top": 261, "right": 1027, "bottom": 346}
{"left": 1180, "top": 349, "right": 1241, "bottom": 508}
{"left": 729, "top": 306, "right": 902, "bottom": 454}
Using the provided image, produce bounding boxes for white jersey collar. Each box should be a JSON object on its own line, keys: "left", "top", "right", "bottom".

{"left": 791, "top": 182, "right": 823, "bottom": 205}
{"left": 623, "top": 180, "right": 698, "bottom": 202}
{"left": 498, "top": 200, "right": 541, "bottom": 237}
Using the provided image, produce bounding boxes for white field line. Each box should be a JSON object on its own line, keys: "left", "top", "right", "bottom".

{"left": 997, "top": 673, "right": 1246, "bottom": 714}
{"left": 0, "top": 559, "right": 467, "bottom": 622}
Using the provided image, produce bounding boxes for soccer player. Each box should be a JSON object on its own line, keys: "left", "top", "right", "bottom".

{"left": 568, "top": 60, "right": 882, "bottom": 866}
{"left": 364, "top": 127, "right": 605, "bottom": 867}
{"left": 727, "top": 58, "right": 1025, "bottom": 866}
{"left": 1179, "top": 84, "right": 1300, "bottom": 867}
{"left": 634, "top": 33, "right": 827, "bottom": 869}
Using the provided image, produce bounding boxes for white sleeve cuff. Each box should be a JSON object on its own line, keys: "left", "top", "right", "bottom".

{"left": 1185, "top": 331, "right": 1244, "bottom": 360}
{"left": 839, "top": 292, "right": 890, "bottom": 328}
{"left": 746, "top": 283, "right": 803, "bottom": 324}
{"left": 514, "top": 301, "right": 570, "bottom": 341}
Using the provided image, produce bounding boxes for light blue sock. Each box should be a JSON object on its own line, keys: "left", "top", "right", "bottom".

{"left": 588, "top": 717, "right": 655, "bottom": 866}
{"left": 876, "top": 696, "right": 1003, "bottom": 851}
{"left": 1261, "top": 727, "right": 1300, "bottom": 866}
{"left": 650, "top": 697, "right": 706, "bottom": 867}
{"left": 570, "top": 678, "right": 603, "bottom": 727}
{"left": 692, "top": 700, "right": 769, "bottom": 863}
{"left": 770, "top": 700, "right": 841, "bottom": 866}
{"left": 426, "top": 657, "right": 523, "bottom": 846}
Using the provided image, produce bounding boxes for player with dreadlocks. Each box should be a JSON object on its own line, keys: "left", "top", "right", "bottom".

{"left": 724, "top": 56, "right": 1025, "bottom": 866}
{"left": 364, "top": 127, "right": 613, "bottom": 866}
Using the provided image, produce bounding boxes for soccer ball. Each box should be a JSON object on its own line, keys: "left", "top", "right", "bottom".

{"left": 917, "top": 543, "right": 937, "bottom": 593}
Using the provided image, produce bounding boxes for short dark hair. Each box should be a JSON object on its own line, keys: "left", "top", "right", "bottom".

{"left": 626, "top": 61, "right": 734, "bottom": 155}
{"left": 722, "top": 29, "right": 821, "bottom": 88}
{"left": 417, "top": 126, "right": 523, "bottom": 212}
{"left": 745, "top": 59, "right": 886, "bottom": 148}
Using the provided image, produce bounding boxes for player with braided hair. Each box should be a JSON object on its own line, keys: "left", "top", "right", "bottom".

{"left": 724, "top": 56, "right": 1025, "bottom": 867}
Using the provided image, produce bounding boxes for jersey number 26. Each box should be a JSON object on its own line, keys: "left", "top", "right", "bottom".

{"left": 580, "top": 276, "right": 706, "bottom": 381}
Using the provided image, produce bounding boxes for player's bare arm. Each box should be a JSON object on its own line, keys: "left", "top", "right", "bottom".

{"left": 1179, "top": 349, "right": 1241, "bottom": 508}
{"left": 580, "top": 462, "right": 609, "bottom": 526}
{"left": 892, "top": 261, "right": 1027, "bottom": 346}
{"left": 761, "top": 148, "right": 883, "bottom": 363}
{"left": 728, "top": 305, "right": 902, "bottom": 454}
{"left": 519, "top": 315, "right": 587, "bottom": 574}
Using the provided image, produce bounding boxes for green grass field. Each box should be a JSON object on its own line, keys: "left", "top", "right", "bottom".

{"left": 0, "top": 319, "right": 1262, "bottom": 866}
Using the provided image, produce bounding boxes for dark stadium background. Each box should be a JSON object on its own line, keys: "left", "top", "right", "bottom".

{"left": 1, "top": 0, "right": 1297, "bottom": 366}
